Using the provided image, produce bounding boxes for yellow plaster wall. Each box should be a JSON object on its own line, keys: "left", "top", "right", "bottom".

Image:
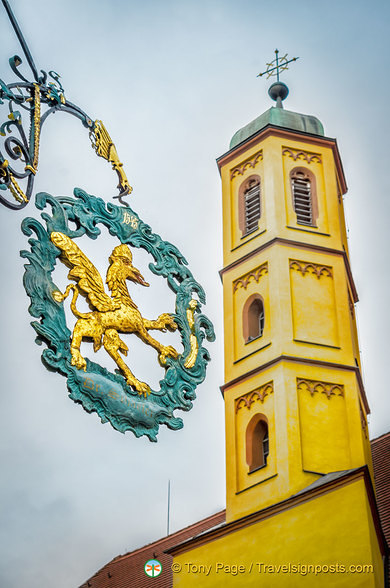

{"left": 347, "top": 288, "right": 361, "bottom": 368}
{"left": 225, "top": 362, "right": 369, "bottom": 521}
{"left": 297, "top": 379, "right": 351, "bottom": 472}
{"left": 338, "top": 196, "right": 350, "bottom": 259}
{"left": 223, "top": 246, "right": 360, "bottom": 385}
{"left": 289, "top": 260, "right": 339, "bottom": 348}
{"left": 173, "top": 479, "right": 384, "bottom": 588}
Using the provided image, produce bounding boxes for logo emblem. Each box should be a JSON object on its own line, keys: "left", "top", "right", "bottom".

{"left": 21, "top": 189, "right": 215, "bottom": 441}
{"left": 144, "top": 559, "right": 162, "bottom": 577}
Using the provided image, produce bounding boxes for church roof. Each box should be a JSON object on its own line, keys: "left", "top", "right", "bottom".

{"left": 292, "top": 469, "right": 360, "bottom": 496}
{"left": 229, "top": 106, "right": 325, "bottom": 150}
{"left": 372, "top": 431, "right": 390, "bottom": 547}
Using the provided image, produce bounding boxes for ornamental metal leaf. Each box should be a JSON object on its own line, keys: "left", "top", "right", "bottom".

{"left": 0, "top": 47, "right": 131, "bottom": 208}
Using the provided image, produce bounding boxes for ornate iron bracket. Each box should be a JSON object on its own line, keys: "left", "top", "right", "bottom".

{"left": 0, "top": 0, "right": 132, "bottom": 209}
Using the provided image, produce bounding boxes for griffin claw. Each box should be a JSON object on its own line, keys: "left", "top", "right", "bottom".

{"left": 159, "top": 345, "right": 179, "bottom": 366}
{"left": 130, "top": 380, "right": 150, "bottom": 397}
{"left": 71, "top": 353, "right": 87, "bottom": 371}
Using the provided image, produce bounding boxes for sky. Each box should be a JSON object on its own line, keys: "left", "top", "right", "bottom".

{"left": 0, "top": 0, "right": 389, "bottom": 586}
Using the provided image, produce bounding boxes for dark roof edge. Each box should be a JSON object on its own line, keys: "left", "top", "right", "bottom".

{"left": 371, "top": 431, "right": 390, "bottom": 444}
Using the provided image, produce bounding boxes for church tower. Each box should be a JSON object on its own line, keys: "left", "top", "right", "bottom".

{"left": 218, "top": 78, "right": 373, "bottom": 524}
{"left": 170, "top": 60, "right": 387, "bottom": 586}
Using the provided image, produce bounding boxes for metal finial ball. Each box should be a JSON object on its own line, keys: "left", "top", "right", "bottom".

{"left": 268, "top": 81, "right": 289, "bottom": 102}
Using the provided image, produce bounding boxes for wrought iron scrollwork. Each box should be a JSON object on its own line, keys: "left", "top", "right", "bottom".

{"left": 0, "top": 0, "right": 132, "bottom": 209}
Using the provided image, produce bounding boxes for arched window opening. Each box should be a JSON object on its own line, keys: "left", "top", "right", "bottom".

{"left": 246, "top": 414, "right": 269, "bottom": 472}
{"left": 247, "top": 298, "right": 264, "bottom": 342}
{"left": 243, "top": 179, "right": 261, "bottom": 235}
{"left": 291, "top": 170, "right": 314, "bottom": 226}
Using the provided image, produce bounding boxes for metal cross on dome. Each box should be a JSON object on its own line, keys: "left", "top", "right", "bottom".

{"left": 257, "top": 49, "right": 299, "bottom": 82}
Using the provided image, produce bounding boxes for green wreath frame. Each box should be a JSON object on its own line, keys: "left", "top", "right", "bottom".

{"left": 21, "top": 188, "right": 215, "bottom": 441}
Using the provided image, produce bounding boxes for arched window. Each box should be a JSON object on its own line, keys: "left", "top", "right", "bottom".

{"left": 239, "top": 178, "right": 261, "bottom": 236}
{"left": 246, "top": 414, "right": 269, "bottom": 472}
{"left": 243, "top": 296, "right": 264, "bottom": 342}
{"left": 291, "top": 169, "right": 316, "bottom": 226}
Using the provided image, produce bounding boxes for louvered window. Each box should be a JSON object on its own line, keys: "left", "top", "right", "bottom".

{"left": 292, "top": 171, "right": 313, "bottom": 226}
{"left": 244, "top": 181, "right": 261, "bottom": 235}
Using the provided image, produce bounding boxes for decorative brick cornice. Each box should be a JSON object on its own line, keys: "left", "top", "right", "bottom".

{"left": 235, "top": 381, "right": 274, "bottom": 412}
{"left": 233, "top": 262, "right": 268, "bottom": 292}
{"left": 230, "top": 150, "right": 263, "bottom": 179}
{"left": 289, "top": 259, "right": 332, "bottom": 279}
{"left": 282, "top": 147, "right": 322, "bottom": 164}
{"left": 297, "top": 378, "right": 344, "bottom": 399}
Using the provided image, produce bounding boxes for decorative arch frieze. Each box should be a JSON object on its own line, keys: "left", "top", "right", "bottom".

{"left": 235, "top": 381, "right": 274, "bottom": 412}
{"left": 230, "top": 150, "right": 263, "bottom": 179}
{"left": 289, "top": 259, "right": 332, "bottom": 279}
{"left": 297, "top": 378, "right": 344, "bottom": 399}
{"left": 282, "top": 147, "right": 322, "bottom": 164}
{"left": 233, "top": 262, "right": 268, "bottom": 292}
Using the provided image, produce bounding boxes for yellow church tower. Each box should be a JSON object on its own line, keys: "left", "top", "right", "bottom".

{"left": 219, "top": 76, "right": 373, "bottom": 523}
{"left": 170, "top": 58, "right": 387, "bottom": 586}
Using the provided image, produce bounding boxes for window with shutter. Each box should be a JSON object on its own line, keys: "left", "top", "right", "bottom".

{"left": 244, "top": 181, "right": 261, "bottom": 235}
{"left": 291, "top": 171, "right": 313, "bottom": 226}
{"left": 246, "top": 415, "right": 269, "bottom": 472}
{"left": 247, "top": 298, "right": 264, "bottom": 342}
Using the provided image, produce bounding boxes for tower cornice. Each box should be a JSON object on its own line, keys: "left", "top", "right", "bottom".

{"left": 216, "top": 124, "right": 347, "bottom": 196}
{"left": 219, "top": 354, "right": 370, "bottom": 414}
{"left": 219, "top": 237, "right": 358, "bottom": 303}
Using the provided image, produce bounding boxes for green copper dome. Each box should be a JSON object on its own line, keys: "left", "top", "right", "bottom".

{"left": 229, "top": 106, "right": 324, "bottom": 150}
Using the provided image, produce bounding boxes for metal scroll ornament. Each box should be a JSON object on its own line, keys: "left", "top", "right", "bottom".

{"left": 21, "top": 189, "right": 215, "bottom": 441}
{"left": 0, "top": 38, "right": 131, "bottom": 208}
{"left": 0, "top": 62, "right": 131, "bottom": 208}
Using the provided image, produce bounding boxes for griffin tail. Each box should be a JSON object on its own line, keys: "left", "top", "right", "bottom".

{"left": 55, "top": 284, "right": 91, "bottom": 320}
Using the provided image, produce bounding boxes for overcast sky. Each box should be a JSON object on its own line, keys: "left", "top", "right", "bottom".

{"left": 0, "top": 0, "right": 389, "bottom": 586}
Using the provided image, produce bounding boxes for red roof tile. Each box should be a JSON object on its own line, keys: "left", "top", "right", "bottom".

{"left": 371, "top": 432, "right": 390, "bottom": 547}
{"left": 79, "top": 510, "right": 225, "bottom": 588}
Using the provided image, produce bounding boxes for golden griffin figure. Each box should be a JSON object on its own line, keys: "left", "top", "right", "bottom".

{"left": 51, "top": 232, "right": 178, "bottom": 396}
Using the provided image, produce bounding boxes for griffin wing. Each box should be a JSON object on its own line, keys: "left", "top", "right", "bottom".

{"left": 51, "top": 231, "right": 118, "bottom": 312}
